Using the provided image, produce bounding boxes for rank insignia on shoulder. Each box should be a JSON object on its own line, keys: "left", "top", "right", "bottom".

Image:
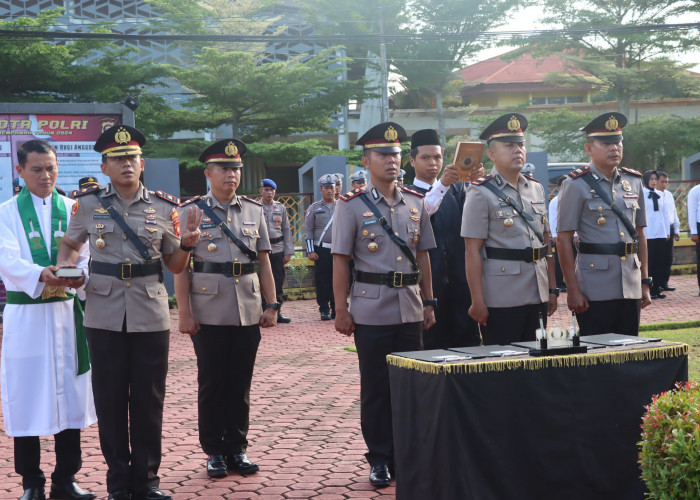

{"left": 154, "top": 190, "right": 180, "bottom": 205}
{"left": 180, "top": 195, "right": 201, "bottom": 207}
{"left": 523, "top": 173, "right": 540, "bottom": 183}
{"left": 241, "top": 195, "right": 263, "bottom": 206}
{"left": 340, "top": 188, "right": 363, "bottom": 202}
{"left": 74, "top": 185, "right": 100, "bottom": 197}
{"left": 471, "top": 175, "right": 492, "bottom": 186}
{"left": 400, "top": 186, "right": 425, "bottom": 198}
{"left": 620, "top": 167, "right": 642, "bottom": 177}
{"left": 568, "top": 166, "right": 590, "bottom": 179}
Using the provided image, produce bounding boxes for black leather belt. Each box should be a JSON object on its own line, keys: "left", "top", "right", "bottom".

{"left": 485, "top": 246, "right": 548, "bottom": 263}
{"left": 269, "top": 236, "right": 284, "bottom": 244}
{"left": 90, "top": 260, "right": 162, "bottom": 281}
{"left": 579, "top": 241, "right": 639, "bottom": 256}
{"left": 193, "top": 261, "right": 256, "bottom": 277}
{"left": 355, "top": 270, "right": 421, "bottom": 288}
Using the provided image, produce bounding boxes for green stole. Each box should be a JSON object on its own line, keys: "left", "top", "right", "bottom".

{"left": 7, "top": 187, "right": 90, "bottom": 375}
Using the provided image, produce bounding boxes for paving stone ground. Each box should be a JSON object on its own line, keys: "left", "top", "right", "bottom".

{"left": 0, "top": 274, "right": 699, "bottom": 499}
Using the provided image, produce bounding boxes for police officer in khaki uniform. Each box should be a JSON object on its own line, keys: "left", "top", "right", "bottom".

{"left": 396, "top": 169, "right": 405, "bottom": 188}
{"left": 333, "top": 122, "right": 436, "bottom": 488}
{"left": 174, "top": 139, "right": 278, "bottom": 480}
{"left": 462, "top": 114, "right": 557, "bottom": 345}
{"left": 557, "top": 113, "right": 651, "bottom": 335}
{"left": 259, "top": 178, "right": 294, "bottom": 323}
{"left": 350, "top": 170, "right": 367, "bottom": 189}
{"left": 57, "top": 125, "right": 203, "bottom": 500}
{"left": 333, "top": 173, "right": 344, "bottom": 200}
{"left": 305, "top": 175, "right": 336, "bottom": 320}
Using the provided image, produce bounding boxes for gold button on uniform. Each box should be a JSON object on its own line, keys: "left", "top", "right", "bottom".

{"left": 621, "top": 256, "right": 626, "bottom": 262}
{"left": 390, "top": 208, "right": 394, "bottom": 213}
{"left": 123, "top": 236, "right": 128, "bottom": 241}
{"left": 501, "top": 268, "right": 505, "bottom": 272}
{"left": 590, "top": 264, "right": 595, "bottom": 268}
{"left": 397, "top": 257, "right": 402, "bottom": 262}
{"left": 361, "top": 290, "right": 366, "bottom": 295}
{"left": 620, "top": 232, "right": 625, "bottom": 237}
{"left": 235, "top": 279, "right": 240, "bottom": 284}
{"left": 202, "top": 287, "right": 207, "bottom": 291}
{"left": 126, "top": 283, "right": 131, "bottom": 288}
{"left": 125, "top": 258, "right": 130, "bottom": 263}
{"left": 227, "top": 217, "right": 232, "bottom": 223}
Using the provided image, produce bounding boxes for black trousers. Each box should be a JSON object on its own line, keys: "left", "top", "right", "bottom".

{"left": 269, "top": 251, "right": 286, "bottom": 304}
{"left": 314, "top": 246, "right": 334, "bottom": 313}
{"left": 190, "top": 324, "right": 261, "bottom": 457}
{"left": 577, "top": 299, "right": 641, "bottom": 336}
{"left": 482, "top": 303, "right": 548, "bottom": 346}
{"left": 14, "top": 429, "right": 82, "bottom": 489}
{"left": 86, "top": 327, "right": 169, "bottom": 494}
{"left": 659, "top": 226, "right": 675, "bottom": 287}
{"left": 354, "top": 322, "right": 422, "bottom": 467}
{"left": 647, "top": 237, "right": 667, "bottom": 295}
{"left": 423, "top": 281, "right": 480, "bottom": 349}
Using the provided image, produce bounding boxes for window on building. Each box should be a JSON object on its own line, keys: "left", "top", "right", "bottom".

{"left": 531, "top": 96, "right": 586, "bottom": 104}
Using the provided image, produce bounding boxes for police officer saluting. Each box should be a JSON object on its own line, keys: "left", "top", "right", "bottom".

{"left": 462, "top": 114, "right": 557, "bottom": 344}
{"left": 174, "top": 139, "right": 278, "bottom": 479}
{"left": 305, "top": 174, "right": 337, "bottom": 320}
{"left": 332, "top": 122, "right": 436, "bottom": 488}
{"left": 259, "top": 178, "right": 294, "bottom": 323}
{"left": 57, "top": 125, "right": 203, "bottom": 500}
{"left": 557, "top": 113, "right": 651, "bottom": 335}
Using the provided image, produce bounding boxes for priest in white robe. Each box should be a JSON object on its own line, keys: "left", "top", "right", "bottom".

{"left": 0, "top": 140, "right": 97, "bottom": 500}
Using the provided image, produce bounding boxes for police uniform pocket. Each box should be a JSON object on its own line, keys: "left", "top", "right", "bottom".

{"left": 352, "top": 283, "right": 381, "bottom": 299}
{"left": 587, "top": 200, "right": 611, "bottom": 213}
{"left": 145, "top": 281, "right": 167, "bottom": 299}
{"left": 578, "top": 254, "right": 609, "bottom": 271}
{"left": 484, "top": 260, "right": 520, "bottom": 276}
{"left": 191, "top": 273, "right": 219, "bottom": 295}
{"left": 138, "top": 226, "right": 163, "bottom": 243}
{"left": 86, "top": 275, "right": 112, "bottom": 296}
{"left": 240, "top": 226, "right": 260, "bottom": 247}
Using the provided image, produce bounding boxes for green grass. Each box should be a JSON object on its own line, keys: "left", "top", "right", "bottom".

{"left": 652, "top": 327, "right": 700, "bottom": 381}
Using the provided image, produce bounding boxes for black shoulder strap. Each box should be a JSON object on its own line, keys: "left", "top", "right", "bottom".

{"left": 94, "top": 191, "right": 154, "bottom": 261}
{"left": 478, "top": 181, "right": 545, "bottom": 245}
{"left": 579, "top": 172, "right": 639, "bottom": 240}
{"left": 358, "top": 193, "right": 419, "bottom": 272}
{"left": 195, "top": 199, "right": 257, "bottom": 260}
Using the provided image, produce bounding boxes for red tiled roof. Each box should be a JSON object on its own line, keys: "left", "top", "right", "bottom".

{"left": 460, "top": 51, "right": 592, "bottom": 85}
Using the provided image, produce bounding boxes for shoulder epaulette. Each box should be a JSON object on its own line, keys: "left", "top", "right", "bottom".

{"left": 180, "top": 195, "right": 201, "bottom": 207}
{"left": 400, "top": 186, "right": 425, "bottom": 198}
{"left": 470, "top": 175, "right": 492, "bottom": 186}
{"left": 568, "top": 166, "right": 590, "bottom": 179}
{"left": 620, "top": 167, "right": 642, "bottom": 177}
{"left": 339, "top": 188, "right": 363, "bottom": 202}
{"left": 74, "top": 185, "right": 100, "bottom": 197}
{"left": 241, "top": 195, "right": 263, "bottom": 206}
{"left": 153, "top": 190, "right": 180, "bottom": 205}
{"left": 523, "top": 173, "right": 540, "bottom": 183}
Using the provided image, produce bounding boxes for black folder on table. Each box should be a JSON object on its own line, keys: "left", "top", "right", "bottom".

{"left": 392, "top": 349, "right": 473, "bottom": 363}
{"left": 511, "top": 340, "right": 606, "bottom": 351}
{"left": 582, "top": 333, "right": 661, "bottom": 347}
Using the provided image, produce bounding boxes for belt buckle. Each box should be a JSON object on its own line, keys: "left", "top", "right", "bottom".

{"left": 121, "top": 263, "right": 132, "bottom": 280}
{"left": 625, "top": 241, "right": 634, "bottom": 256}
{"left": 392, "top": 272, "right": 403, "bottom": 288}
{"left": 532, "top": 247, "right": 541, "bottom": 263}
{"left": 233, "top": 262, "right": 242, "bottom": 277}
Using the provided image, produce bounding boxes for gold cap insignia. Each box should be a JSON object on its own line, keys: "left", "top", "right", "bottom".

{"left": 225, "top": 141, "right": 239, "bottom": 157}
{"left": 507, "top": 116, "right": 521, "bottom": 132}
{"left": 115, "top": 127, "right": 131, "bottom": 145}
{"left": 384, "top": 126, "right": 398, "bottom": 142}
{"left": 605, "top": 115, "right": 619, "bottom": 131}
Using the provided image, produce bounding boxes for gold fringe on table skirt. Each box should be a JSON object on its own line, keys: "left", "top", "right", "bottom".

{"left": 386, "top": 344, "right": 688, "bottom": 375}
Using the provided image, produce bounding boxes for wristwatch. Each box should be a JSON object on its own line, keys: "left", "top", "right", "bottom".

{"left": 180, "top": 242, "right": 196, "bottom": 252}
{"left": 265, "top": 302, "right": 281, "bottom": 310}
{"left": 641, "top": 278, "right": 653, "bottom": 287}
{"left": 549, "top": 288, "right": 560, "bottom": 297}
{"left": 422, "top": 298, "right": 438, "bottom": 308}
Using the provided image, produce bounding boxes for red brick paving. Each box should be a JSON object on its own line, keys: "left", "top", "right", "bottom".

{"left": 0, "top": 275, "right": 699, "bottom": 499}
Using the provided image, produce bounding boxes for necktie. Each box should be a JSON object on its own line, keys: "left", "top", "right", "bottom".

{"left": 648, "top": 189, "right": 660, "bottom": 211}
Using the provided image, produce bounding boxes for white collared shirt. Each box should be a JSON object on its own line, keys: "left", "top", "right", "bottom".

{"left": 643, "top": 187, "right": 669, "bottom": 239}
{"left": 412, "top": 178, "right": 449, "bottom": 215}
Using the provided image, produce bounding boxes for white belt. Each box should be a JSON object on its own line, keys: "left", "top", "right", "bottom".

{"left": 316, "top": 242, "right": 332, "bottom": 249}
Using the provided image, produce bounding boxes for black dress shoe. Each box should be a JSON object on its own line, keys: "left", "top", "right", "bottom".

{"left": 207, "top": 454, "right": 228, "bottom": 478}
{"left": 661, "top": 285, "right": 676, "bottom": 291}
{"left": 651, "top": 293, "right": 667, "bottom": 299}
{"left": 20, "top": 487, "right": 45, "bottom": 500}
{"left": 330, "top": 310, "right": 336, "bottom": 319}
{"left": 131, "top": 488, "right": 170, "bottom": 500}
{"left": 49, "top": 482, "right": 95, "bottom": 500}
{"left": 227, "top": 453, "right": 259, "bottom": 475}
{"left": 277, "top": 311, "right": 292, "bottom": 323}
{"left": 320, "top": 312, "right": 331, "bottom": 321}
{"left": 369, "top": 464, "right": 391, "bottom": 488}
{"left": 107, "top": 491, "right": 130, "bottom": 500}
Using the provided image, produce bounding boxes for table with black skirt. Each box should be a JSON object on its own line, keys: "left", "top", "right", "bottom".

{"left": 387, "top": 342, "right": 688, "bottom": 500}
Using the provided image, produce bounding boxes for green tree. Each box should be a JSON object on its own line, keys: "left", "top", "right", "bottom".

{"left": 174, "top": 47, "right": 370, "bottom": 141}
{"left": 519, "top": 0, "right": 700, "bottom": 116}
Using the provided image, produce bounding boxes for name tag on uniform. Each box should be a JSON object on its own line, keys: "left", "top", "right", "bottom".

{"left": 362, "top": 219, "right": 378, "bottom": 226}
{"left": 531, "top": 200, "right": 545, "bottom": 205}
{"left": 93, "top": 214, "right": 111, "bottom": 219}
{"left": 243, "top": 221, "right": 256, "bottom": 225}
{"left": 316, "top": 208, "right": 325, "bottom": 212}
{"left": 623, "top": 193, "right": 638, "bottom": 199}
{"left": 201, "top": 222, "right": 217, "bottom": 229}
